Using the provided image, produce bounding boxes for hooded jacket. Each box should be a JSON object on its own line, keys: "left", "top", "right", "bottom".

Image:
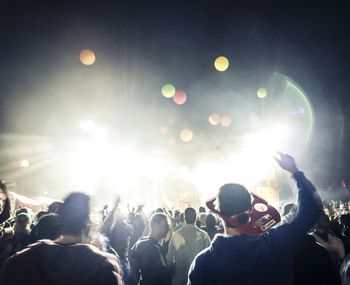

{"left": 0, "top": 240, "right": 123, "bottom": 285}
{"left": 188, "top": 172, "right": 322, "bottom": 285}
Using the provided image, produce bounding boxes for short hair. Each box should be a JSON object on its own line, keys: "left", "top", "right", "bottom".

{"left": 199, "top": 206, "right": 206, "bottom": 213}
{"left": 218, "top": 183, "right": 251, "bottom": 216}
{"left": 149, "top": 213, "right": 168, "bottom": 229}
{"left": 37, "top": 213, "right": 60, "bottom": 240}
{"left": 205, "top": 213, "right": 217, "bottom": 228}
{"left": 58, "top": 192, "right": 90, "bottom": 236}
{"left": 184, "top": 207, "right": 197, "bottom": 224}
{"left": 48, "top": 201, "right": 63, "bottom": 213}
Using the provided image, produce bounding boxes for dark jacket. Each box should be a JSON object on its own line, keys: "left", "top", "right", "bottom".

{"left": 188, "top": 172, "right": 322, "bottom": 285}
{"left": 0, "top": 240, "right": 123, "bottom": 285}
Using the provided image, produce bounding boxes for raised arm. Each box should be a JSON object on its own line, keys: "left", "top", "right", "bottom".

{"left": 270, "top": 153, "right": 323, "bottom": 249}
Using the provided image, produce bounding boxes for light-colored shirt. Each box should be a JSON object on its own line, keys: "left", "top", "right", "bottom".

{"left": 167, "top": 224, "right": 210, "bottom": 285}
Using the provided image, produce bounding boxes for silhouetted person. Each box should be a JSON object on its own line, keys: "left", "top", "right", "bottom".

{"left": 188, "top": 153, "right": 322, "bottom": 285}
{"left": 167, "top": 207, "right": 210, "bottom": 285}
{"left": 0, "top": 192, "right": 124, "bottom": 285}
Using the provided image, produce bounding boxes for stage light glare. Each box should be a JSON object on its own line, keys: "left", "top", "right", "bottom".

{"left": 257, "top": 88, "right": 267, "bottom": 99}
{"left": 220, "top": 115, "right": 232, "bottom": 127}
{"left": 79, "top": 120, "right": 95, "bottom": 133}
{"left": 214, "top": 56, "right": 229, "bottom": 72}
{"left": 20, "top": 160, "right": 29, "bottom": 168}
{"left": 180, "top": 128, "right": 193, "bottom": 142}
{"left": 79, "top": 49, "right": 96, "bottom": 65}
{"left": 161, "top": 84, "right": 176, "bottom": 98}
{"left": 208, "top": 113, "right": 221, "bottom": 125}
{"left": 172, "top": 90, "right": 187, "bottom": 105}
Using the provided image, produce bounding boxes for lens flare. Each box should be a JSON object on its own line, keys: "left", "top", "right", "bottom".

{"left": 220, "top": 115, "right": 232, "bottom": 127}
{"left": 79, "top": 49, "right": 96, "bottom": 66}
{"left": 160, "top": 126, "right": 169, "bottom": 135}
{"left": 173, "top": 90, "right": 187, "bottom": 105}
{"left": 208, "top": 113, "right": 221, "bottom": 125}
{"left": 161, "top": 84, "right": 176, "bottom": 98}
{"left": 257, "top": 88, "right": 267, "bottom": 99}
{"left": 180, "top": 128, "right": 193, "bottom": 142}
{"left": 214, "top": 56, "right": 229, "bottom": 72}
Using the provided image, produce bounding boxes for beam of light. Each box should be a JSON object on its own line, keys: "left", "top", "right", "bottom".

{"left": 79, "top": 49, "right": 96, "bottom": 66}
{"left": 214, "top": 56, "right": 229, "bottom": 72}
{"left": 161, "top": 84, "right": 176, "bottom": 98}
{"left": 172, "top": 90, "right": 187, "bottom": 105}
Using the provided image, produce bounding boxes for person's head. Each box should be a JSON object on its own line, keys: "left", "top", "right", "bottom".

{"left": 218, "top": 183, "right": 252, "bottom": 228}
{"left": 35, "top": 210, "right": 48, "bottom": 222}
{"left": 48, "top": 201, "right": 63, "bottom": 213}
{"left": 205, "top": 213, "right": 217, "bottom": 228}
{"left": 149, "top": 213, "right": 170, "bottom": 240}
{"left": 15, "top": 207, "right": 30, "bottom": 217}
{"left": 199, "top": 206, "right": 206, "bottom": 213}
{"left": 37, "top": 213, "right": 60, "bottom": 240}
{"left": 184, "top": 207, "right": 197, "bottom": 224}
{"left": 13, "top": 213, "right": 31, "bottom": 234}
{"left": 57, "top": 192, "right": 90, "bottom": 237}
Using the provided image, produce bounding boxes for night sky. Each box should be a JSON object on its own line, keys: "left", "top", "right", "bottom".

{"left": 0, "top": 0, "right": 349, "bottom": 198}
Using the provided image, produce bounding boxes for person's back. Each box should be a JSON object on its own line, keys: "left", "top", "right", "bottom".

{"left": 0, "top": 240, "right": 122, "bottom": 285}
{"left": 0, "top": 192, "right": 123, "bottom": 285}
{"left": 188, "top": 153, "right": 322, "bottom": 285}
{"left": 167, "top": 208, "right": 211, "bottom": 285}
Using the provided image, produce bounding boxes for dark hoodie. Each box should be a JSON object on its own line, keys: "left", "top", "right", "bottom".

{"left": 188, "top": 172, "right": 322, "bottom": 285}
{"left": 0, "top": 240, "right": 123, "bottom": 285}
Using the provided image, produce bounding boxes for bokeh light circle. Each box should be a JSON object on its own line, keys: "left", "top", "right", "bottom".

{"left": 220, "top": 115, "right": 232, "bottom": 127}
{"left": 161, "top": 84, "right": 176, "bottom": 98}
{"left": 180, "top": 128, "right": 193, "bottom": 142}
{"left": 80, "top": 49, "right": 96, "bottom": 65}
{"left": 160, "top": 126, "right": 169, "bottom": 135}
{"left": 173, "top": 90, "right": 188, "bottom": 105}
{"left": 257, "top": 88, "right": 268, "bottom": 99}
{"left": 208, "top": 113, "right": 221, "bottom": 125}
{"left": 214, "top": 56, "right": 229, "bottom": 72}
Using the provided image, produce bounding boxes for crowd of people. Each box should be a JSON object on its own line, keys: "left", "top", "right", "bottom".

{"left": 0, "top": 153, "right": 350, "bottom": 284}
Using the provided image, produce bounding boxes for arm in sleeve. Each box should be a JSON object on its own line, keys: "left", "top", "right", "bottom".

{"left": 267, "top": 171, "right": 323, "bottom": 250}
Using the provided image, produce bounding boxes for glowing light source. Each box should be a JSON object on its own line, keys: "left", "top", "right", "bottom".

{"left": 20, "top": 160, "right": 29, "bottom": 168}
{"left": 180, "top": 128, "right": 193, "bottom": 142}
{"left": 257, "top": 88, "right": 267, "bottom": 99}
{"left": 79, "top": 120, "right": 95, "bottom": 133}
{"left": 220, "top": 115, "right": 232, "bottom": 127}
{"left": 160, "top": 126, "right": 169, "bottom": 135}
{"left": 208, "top": 113, "right": 221, "bottom": 125}
{"left": 214, "top": 56, "right": 229, "bottom": 72}
{"left": 80, "top": 49, "right": 96, "bottom": 65}
{"left": 161, "top": 84, "right": 176, "bottom": 98}
{"left": 172, "top": 90, "right": 187, "bottom": 105}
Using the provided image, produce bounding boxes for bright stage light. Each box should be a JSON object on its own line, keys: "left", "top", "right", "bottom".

{"left": 79, "top": 49, "right": 96, "bottom": 66}
{"left": 214, "top": 56, "right": 229, "bottom": 72}
{"left": 78, "top": 120, "right": 95, "bottom": 133}
{"left": 161, "top": 84, "right": 176, "bottom": 98}
{"left": 20, "top": 160, "right": 29, "bottom": 168}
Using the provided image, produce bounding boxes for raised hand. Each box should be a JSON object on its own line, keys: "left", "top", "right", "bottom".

{"left": 274, "top": 152, "right": 299, "bottom": 174}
